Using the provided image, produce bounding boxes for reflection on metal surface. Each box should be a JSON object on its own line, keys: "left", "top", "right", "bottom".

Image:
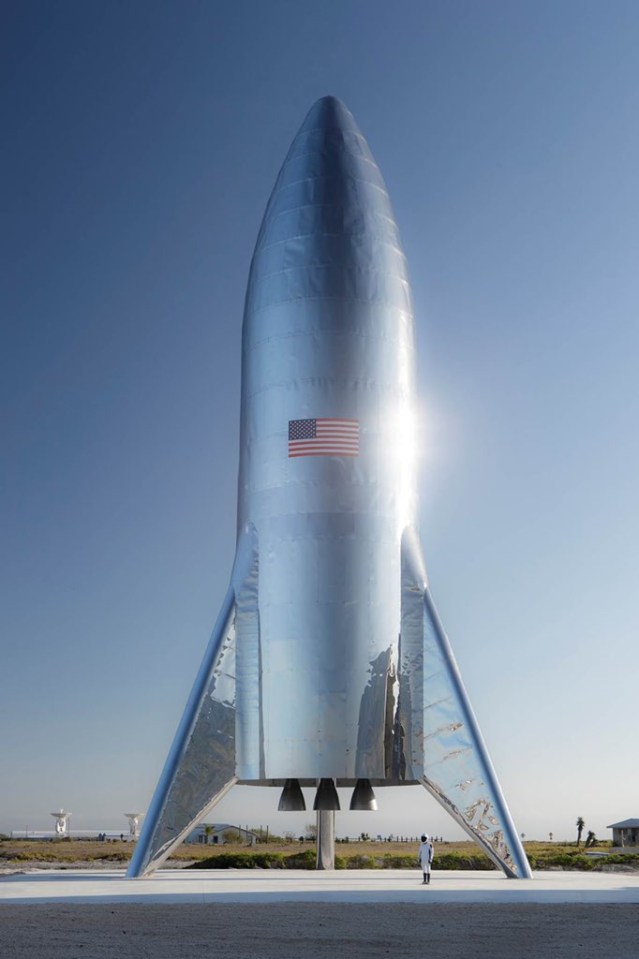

{"left": 129, "top": 97, "right": 531, "bottom": 881}
{"left": 278, "top": 779, "right": 306, "bottom": 811}
{"left": 350, "top": 778, "right": 378, "bottom": 811}
{"left": 356, "top": 647, "right": 397, "bottom": 779}
{"left": 313, "top": 778, "right": 341, "bottom": 811}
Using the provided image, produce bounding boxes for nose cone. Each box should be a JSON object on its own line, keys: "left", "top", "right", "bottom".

{"left": 245, "top": 96, "right": 410, "bottom": 320}
{"left": 297, "top": 95, "right": 361, "bottom": 136}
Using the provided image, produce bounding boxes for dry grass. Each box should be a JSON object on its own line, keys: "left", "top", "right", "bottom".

{"left": 0, "top": 837, "right": 607, "bottom": 867}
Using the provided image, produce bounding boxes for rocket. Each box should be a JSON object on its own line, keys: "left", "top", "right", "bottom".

{"left": 129, "top": 97, "right": 531, "bottom": 879}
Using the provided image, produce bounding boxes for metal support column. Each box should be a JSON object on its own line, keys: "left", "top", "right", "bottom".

{"left": 316, "top": 810, "right": 335, "bottom": 869}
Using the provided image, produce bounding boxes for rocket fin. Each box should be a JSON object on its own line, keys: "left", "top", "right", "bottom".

{"left": 127, "top": 584, "right": 238, "bottom": 877}
{"left": 400, "top": 529, "right": 532, "bottom": 879}
{"left": 128, "top": 527, "right": 259, "bottom": 877}
{"left": 129, "top": 527, "right": 259, "bottom": 877}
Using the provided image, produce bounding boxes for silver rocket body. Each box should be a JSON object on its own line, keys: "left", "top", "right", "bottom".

{"left": 237, "top": 99, "right": 415, "bottom": 782}
{"left": 129, "top": 98, "right": 532, "bottom": 879}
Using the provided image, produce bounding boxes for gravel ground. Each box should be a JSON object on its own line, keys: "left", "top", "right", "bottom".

{"left": 1, "top": 902, "right": 638, "bottom": 958}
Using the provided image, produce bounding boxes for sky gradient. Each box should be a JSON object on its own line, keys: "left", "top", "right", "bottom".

{"left": 2, "top": 0, "right": 638, "bottom": 843}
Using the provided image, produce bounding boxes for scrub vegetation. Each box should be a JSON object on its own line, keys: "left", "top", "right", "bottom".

{"left": 2, "top": 837, "right": 637, "bottom": 871}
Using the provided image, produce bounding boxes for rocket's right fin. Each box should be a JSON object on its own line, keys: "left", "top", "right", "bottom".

{"left": 400, "top": 528, "right": 532, "bottom": 879}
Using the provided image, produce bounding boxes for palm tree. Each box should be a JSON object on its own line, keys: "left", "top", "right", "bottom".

{"left": 576, "top": 817, "right": 585, "bottom": 847}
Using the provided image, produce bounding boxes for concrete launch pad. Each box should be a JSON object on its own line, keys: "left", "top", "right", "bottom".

{"left": 2, "top": 868, "right": 638, "bottom": 905}
{"left": 2, "top": 871, "right": 639, "bottom": 959}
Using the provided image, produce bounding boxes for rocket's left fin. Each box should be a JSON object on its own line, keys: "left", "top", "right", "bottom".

{"left": 127, "top": 583, "right": 238, "bottom": 877}
{"left": 128, "top": 527, "right": 259, "bottom": 877}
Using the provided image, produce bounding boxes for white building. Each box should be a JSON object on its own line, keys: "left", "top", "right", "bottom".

{"left": 185, "top": 823, "right": 258, "bottom": 846}
{"left": 607, "top": 819, "right": 639, "bottom": 850}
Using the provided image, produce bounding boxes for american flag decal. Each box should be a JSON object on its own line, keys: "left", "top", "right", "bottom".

{"left": 288, "top": 418, "right": 359, "bottom": 457}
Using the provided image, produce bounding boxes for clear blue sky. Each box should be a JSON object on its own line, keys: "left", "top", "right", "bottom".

{"left": 2, "top": 0, "right": 638, "bottom": 843}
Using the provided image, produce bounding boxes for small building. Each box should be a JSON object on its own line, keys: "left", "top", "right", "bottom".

{"left": 607, "top": 819, "right": 639, "bottom": 850}
{"left": 184, "top": 823, "right": 258, "bottom": 846}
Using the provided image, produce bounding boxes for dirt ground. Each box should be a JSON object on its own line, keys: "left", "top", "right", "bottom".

{"left": 1, "top": 902, "right": 638, "bottom": 958}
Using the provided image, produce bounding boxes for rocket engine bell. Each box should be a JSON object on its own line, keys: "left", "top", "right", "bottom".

{"left": 128, "top": 97, "right": 532, "bottom": 880}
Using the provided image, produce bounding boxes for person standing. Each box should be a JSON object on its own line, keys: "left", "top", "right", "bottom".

{"left": 418, "top": 834, "right": 434, "bottom": 884}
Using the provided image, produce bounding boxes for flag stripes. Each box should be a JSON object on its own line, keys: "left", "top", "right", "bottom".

{"left": 288, "top": 418, "right": 359, "bottom": 457}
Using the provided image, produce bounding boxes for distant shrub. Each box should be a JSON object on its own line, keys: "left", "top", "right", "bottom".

{"left": 284, "top": 849, "right": 317, "bottom": 869}
{"left": 190, "top": 852, "right": 287, "bottom": 869}
{"left": 189, "top": 851, "right": 322, "bottom": 870}
{"left": 344, "top": 855, "right": 378, "bottom": 869}
{"left": 186, "top": 849, "right": 499, "bottom": 871}
{"left": 180, "top": 844, "right": 639, "bottom": 874}
{"left": 594, "top": 854, "right": 639, "bottom": 867}
{"left": 535, "top": 854, "right": 594, "bottom": 871}
{"left": 433, "top": 853, "right": 495, "bottom": 871}
{"left": 380, "top": 855, "right": 416, "bottom": 869}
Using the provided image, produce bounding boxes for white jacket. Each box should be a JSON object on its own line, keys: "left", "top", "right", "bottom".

{"left": 418, "top": 841, "right": 434, "bottom": 870}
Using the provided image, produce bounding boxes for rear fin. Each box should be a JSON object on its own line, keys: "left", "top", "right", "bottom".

{"left": 127, "top": 585, "right": 237, "bottom": 877}
{"left": 400, "top": 528, "right": 532, "bottom": 879}
{"left": 129, "top": 526, "right": 260, "bottom": 877}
